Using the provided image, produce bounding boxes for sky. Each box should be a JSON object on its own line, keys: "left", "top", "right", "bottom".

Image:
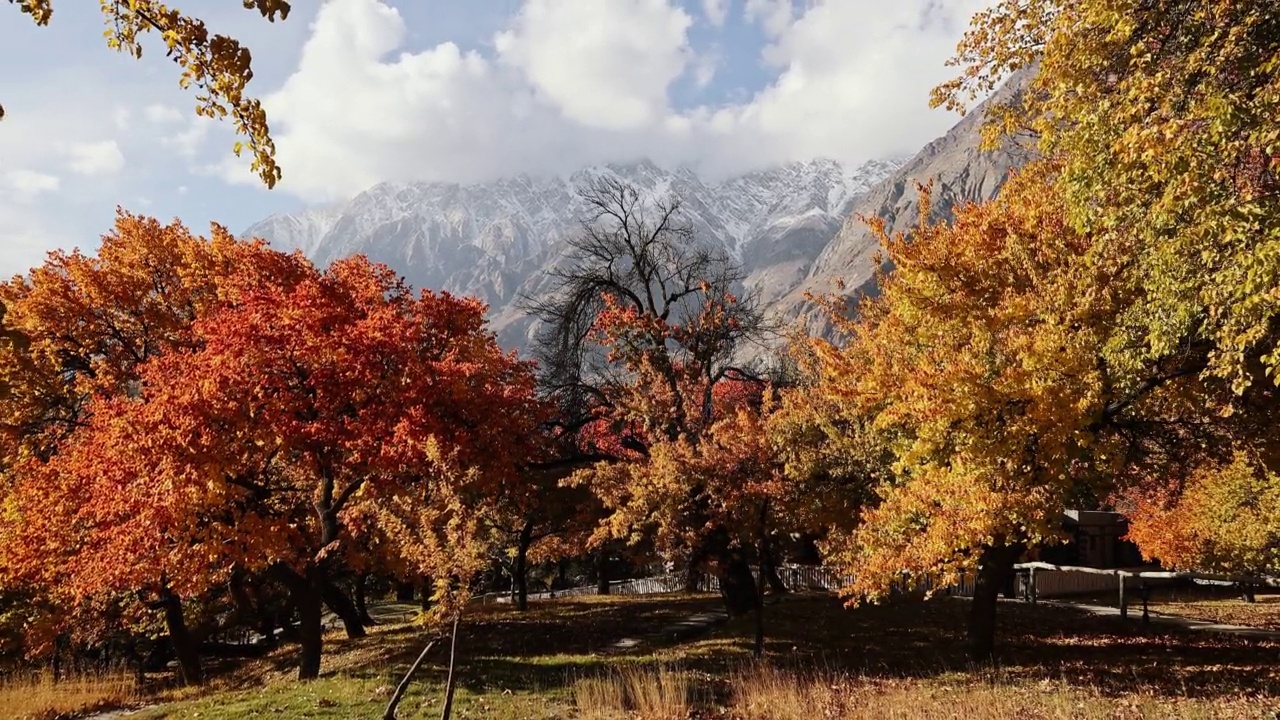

{"left": 0, "top": 0, "right": 990, "bottom": 276}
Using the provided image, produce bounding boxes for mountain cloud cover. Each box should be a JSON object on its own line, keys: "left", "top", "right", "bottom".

{"left": 230, "top": 0, "right": 989, "bottom": 202}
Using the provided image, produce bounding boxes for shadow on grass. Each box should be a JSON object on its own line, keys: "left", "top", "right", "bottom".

{"left": 695, "top": 594, "right": 1280, "bottom": 701}
{"left": 202, "top": 590, "right": 1280, "bottom": 705}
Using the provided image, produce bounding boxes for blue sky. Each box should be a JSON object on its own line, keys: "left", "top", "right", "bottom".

{"left": 0, "top": 0, "right": 989, "bottom": 275}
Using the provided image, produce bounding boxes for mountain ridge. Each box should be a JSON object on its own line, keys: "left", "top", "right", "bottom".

{"left": 242, "top": 157, "right": 905, "bottom": 350}
{"left": 243, "top": 71, "right": 1034, "bottom": 352}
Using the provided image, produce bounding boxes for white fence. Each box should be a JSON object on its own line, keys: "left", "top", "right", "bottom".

{"left": 477, "top": 565, "right": 853, "bottom": 605}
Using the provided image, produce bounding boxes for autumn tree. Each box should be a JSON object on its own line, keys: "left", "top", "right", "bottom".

{"left": 50, "top": 256, "right": 536, "bottom": 680}
{"left": 1126, "top": 451, "right": 1280, "bottom": 579}
{"left": 1, "top": 228, "right": 543, "bottom": 681}
{"left": 780, "top": 162, "right": 1236, "bottom": 658}
{"left": 0, "top": 211, "right": 308, "bottom": 463}
{"left": 528, "top": 176, "right": 780, "bottom": 616}
{"left": 488, "top": 462, "right": 601, "bottom": 611}
{"left": 9, "top": 1, "right": 292, "bottom": 186}
{"left": 0, "top": 213, "right": 312, "bottom": 679}
{"left": 930, "top": 0, "right": 1280, "bottom": 600}
{"left": 935, "top": 0, "right": 1280, "bottom": 401}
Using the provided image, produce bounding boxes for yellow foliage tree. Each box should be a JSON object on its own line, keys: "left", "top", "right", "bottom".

{"left": 779, "top": 162, "right": 1206, "bottom": 659}
{"left": 10, "top": 1, "right": 292, "bottom": 187}
{"left": 933, "top": 0, "right": 1280, "bottom": 397}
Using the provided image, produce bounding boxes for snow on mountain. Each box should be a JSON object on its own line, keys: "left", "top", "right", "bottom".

{"left": 241, "top": 158, "right": 903, "bottom": 350}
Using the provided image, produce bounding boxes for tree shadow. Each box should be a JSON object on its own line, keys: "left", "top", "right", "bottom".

{"left": 704, "top": 593, "right": 1280, "bottom": 701}
{"left": 209, "top": 591, "right": 1280, "bottom": 703}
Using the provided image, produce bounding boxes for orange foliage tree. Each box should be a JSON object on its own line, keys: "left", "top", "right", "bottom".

{"left": 1, "top": 220, "right": 542, "bottom": 681}
{"left": 0, "top": 211, "right": 306, "bottom": 465}
{"left": 0, "top": 213, "right": 310, "bottom": 679}
{"left": 1126, "top": 451, "right": 1280, "bottom": 579}
{"left": 931, "top": 0, "right": 1280, "bottom": 595}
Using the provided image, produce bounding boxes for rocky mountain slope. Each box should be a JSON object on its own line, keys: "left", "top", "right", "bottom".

{"left": 243, "top": 158, "right": 903, "bottom": 350}
{"left": 777, "top": 70, "right": 1037, "bottom": 337}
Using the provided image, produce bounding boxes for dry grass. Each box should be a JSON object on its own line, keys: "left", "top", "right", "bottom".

{"left": 1, "top": 670, "right": 145, "bottom": 720}
{"left": 23, "top": 591, "right": 1280, "bottom": 718}
{"left": 572, "top": 665, "right": 692, "bottom": 720}
{"left": 572, "top": 661, "right": 1271, "bottom": 719}
{"left": 722, "top": 665, "right": 1265, "bottom": 720}
{"left": 572, "top": 675, "right": 628, "bottom": 720}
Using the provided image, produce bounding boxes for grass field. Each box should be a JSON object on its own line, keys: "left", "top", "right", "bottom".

{"left": 8, "top": 590, "right": 1280, "bottom": 719}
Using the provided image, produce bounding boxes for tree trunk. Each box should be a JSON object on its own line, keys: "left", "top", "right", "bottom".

{"left": 556, "top": 560, "right": 568, "bottom": 590}
{"left": 395, "top": 582, "right": 416, "bottom": 602}
{"left": 514, "top": 518, "right": 534, "bottom": 611}
{"left": 761, "top": 543, "right": 789, "bottom": 595}
{"left": 284, "top": 568, "right": 326, "bottom": 680}
{"left": 51, "top": 635, "right": 63, "bottom": 682}
{"left": 754, "top": 502, "right": 770, "bottom": 657}
{"left": 753, "top": 559, "right": 766, "bottom": 658}
{"left": 258, "top": 613, "right": 276, "bottom": 646}
{"left": 439, "top": 615, "right": 461, "bottom": 720}
{"left": 596, "top": 546, "right": 611, "bottom": 595}
{"left": 355, "top": 573, "right": 377, "bottom": 626}
{"left": 228, "top": 573, "right": 257, "bottom": 627}
{"left": 968, "top": 544, "right": 1020, "bottom": 662}
{"left": 158, "top": 589, "right": 204, "bottom": 686}
{"left": 128, "top": 639, "right": 146, "bottom": 686}
{"left": 321, "top": 580, "right": 367, "bottom": 639}
{"left": 717, "top": 549, "right": 759, "bottom": 617}
{"left": 243, "top": 577, "right": 280, "bottom": 646}
{"left": 684, "top": 542, "right": 709, "bottom": 593}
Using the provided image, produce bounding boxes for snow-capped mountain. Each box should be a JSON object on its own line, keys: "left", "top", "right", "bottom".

{"left": 242, "top": 158, "right": 903, "bottom": 350}
{"left": 243, "top": 71, "right": 1034, "bottom": 353}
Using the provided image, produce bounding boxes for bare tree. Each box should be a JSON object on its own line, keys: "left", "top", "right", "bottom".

{"left": 521, "top": 176, "right": 770, "bottom": 615}
{"left": 523, "top": 175, "right": 764, "bottom": 432}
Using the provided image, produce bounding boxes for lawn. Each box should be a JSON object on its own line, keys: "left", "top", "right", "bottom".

{"left": 10, "top": 590, "right": 1280, "bottom": 719}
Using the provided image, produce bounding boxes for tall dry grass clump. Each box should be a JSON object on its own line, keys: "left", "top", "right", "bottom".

{"left": 1, "top": 670, "right": 142, "bottom": 720}
{"left": 572, "top": 665, "right": 690, "bottom": 720}
{"left": 725, "top": 665, "right": 1245, "bottom": 720}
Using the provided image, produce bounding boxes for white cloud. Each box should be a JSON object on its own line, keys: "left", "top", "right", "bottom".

{"left": 693, "top": 49, "right": 721, "bottom": 89}
{"left": 162, "top": 118, "right": 212, "bottom": 158}
{"left": 143, "top": 104, "right": 185, "bottom": 124}
{"left": 1, "top": 170, "right": 60, "bottom": 203}
{"left": 709, "top": 0, "right": 990, "bottom": 167}
{"left": 61, "top": 140, "right": 125, "bottom": 176}
{"left": 495, "top": 0, "right": 693, "bottom": 130}
{"left": 744, "top": 0, "right": 794, "bottom": 37}
{"left": 242, "top": 0, "right": 990, "bottom": 202}
{"left": 703, "top": 0, "right": 729, "bottom": 27}
{"left": 112, "top": 107, "right": 133, "bottom": 131}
